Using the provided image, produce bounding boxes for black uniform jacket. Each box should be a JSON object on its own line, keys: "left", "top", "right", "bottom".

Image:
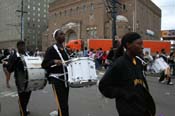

{"left": 42, "top": 44, "right": 69, "bottom": 82}
{"left": 99, "top": 53, "right": 156, "bottom": 116}
{"left": 7, "top": 52, "right": 27, "bottom": 77}
{"left": 7, "top": 52, "right": 29, "bottom": 91}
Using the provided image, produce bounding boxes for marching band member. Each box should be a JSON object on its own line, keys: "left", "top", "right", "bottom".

{"left": 1, "top": 49, "right": 11, "bottom": 88}
{"left": 7, "top": 40, "right": 31, "bottom": 116}
{"left": 42, "top": 29, "right": 70, "bottom": 116}
{"left": 159, "top": 48, "right": 173, "bottom": 85}
{"left": 98, "top": 32, "right": 156, "bottom": 116}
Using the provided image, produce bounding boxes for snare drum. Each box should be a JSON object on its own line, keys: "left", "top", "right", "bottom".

{"left": 67, "top": 57, "right": 97, "bottom": 87}
{"left": 151, "top": 57, "right": 169, "bottom": 73}
{"left": 17, "top": 56, "right": 47, "bottom": 92}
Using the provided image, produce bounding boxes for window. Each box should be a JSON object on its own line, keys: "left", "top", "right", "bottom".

{"left": 90, "top": 3, "right": 94, "bottom": 12}
{"left": 64, "top": 10, "right": 67, "bottom": 16}
{"left": 38, "top": 19, "right": 40, "bottom": 22}
{"left": 38, "top": 8, "right": 40, "bottom": 11}
{"left": 33, "top": 7, "right": 36, "bottom": 10}
{"left": 54, "top": 12, "right": 57, "bottom": 16}
{"left": 83, "top": 5, "right": 86, "bottom": 12}
{"left": 38, "top": 3, "right": 40, "bottom": 6}
{"left": 70, "top": 8, "right": 73, "bottom": 15}
{"left": 44, "top": 14, "right": 46, "bottom": 18}
{"left": 27, "top": 17, "right": 30, "bottom": 21}
{"left": 123, "top": 4, "right": 126, "bottom": 10}
{"left": 86, "top": 27, "right": 97, "bottom": 38}
{"left": 28, "top": 5, "right": 30, "bottom": 9}
{"left": 76, "top": 7, "right": 79, "bottom": 12}
{"left": 38, "top": 13, "right": 40, "bottom": 17}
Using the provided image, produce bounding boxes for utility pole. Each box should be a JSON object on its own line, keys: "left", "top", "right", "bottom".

{"left": 16, "top": 0, "right": 27, "bottom": 41}
{"left": 111, "top": 0, "right": 117, "bottom": 48}
{"left": 105, "top": 0, "right": 121, "bottom": 48}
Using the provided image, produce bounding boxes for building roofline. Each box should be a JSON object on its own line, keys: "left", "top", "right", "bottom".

{"left": 49, "top": 0, "right": 82, "bottom": 12}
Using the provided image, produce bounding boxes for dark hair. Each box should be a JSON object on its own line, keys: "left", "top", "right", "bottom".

{"left": 114, "top": 32, "right": 141, "bottom": 59}
{"left": 170, "top": 52, "right": 174, "bottom": 57}
{"left": 4, "top": 49, "right": 10, "bottom": 56}
{"left": 161, "top": 48, "right": 165, "bottom": 53}
{"left": 16, "top": 40, "right": 25, "bottom": 47}
{"left": 54, "top": 30, "right": 63, "bottom": 39}
{"left": 121, "top": 32, "right": 141, "bottom": 48}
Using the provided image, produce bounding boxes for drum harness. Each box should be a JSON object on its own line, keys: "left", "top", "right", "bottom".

{"left": 50, "top": 44, "right": 70, "bottom": 87}
{"left": 136, "top": 56, "right": 149, "bottom": 90}
{"left": 16, "top": 51, "right": 29, "bottom": 71}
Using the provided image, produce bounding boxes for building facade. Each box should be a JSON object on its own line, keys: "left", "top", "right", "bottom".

{"left": 43, "top": 0, "right": 161, "bottom": 50}
{"left": 24, "top": 0, "right": 56, "bottom": 50}
{"left": 0, "top": 0, "right": 55, "bottom": 50}
{"left": 0, "top": 0, "right": 21, "bottom": 49}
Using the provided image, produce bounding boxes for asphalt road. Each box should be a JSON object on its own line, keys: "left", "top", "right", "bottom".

{"left": 0, "top": 65, "right": 175, "bottom": 116}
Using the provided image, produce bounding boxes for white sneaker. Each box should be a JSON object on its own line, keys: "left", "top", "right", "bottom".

{"left": 160, "top": 80, "right": 167, "bottom": 84}
{"left": 168, "top": 82, "right": 174, "bottom": 85}
{"left": 49, "top": 110, "right": 58, "bottom": 116}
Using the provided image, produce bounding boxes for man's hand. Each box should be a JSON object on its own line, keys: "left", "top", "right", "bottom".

{"left": 54, "top": 59, "right": 62, "bottom": 66}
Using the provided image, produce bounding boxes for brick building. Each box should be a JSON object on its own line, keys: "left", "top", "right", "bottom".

{"left": 43, "top": 0, "right": 161, "bottom": 50}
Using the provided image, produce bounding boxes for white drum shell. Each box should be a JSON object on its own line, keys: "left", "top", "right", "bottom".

{"left": 152, "top": 57, "right": 169, "bottom": 73}
{"left": 67, "top": 57, "right": 97, "bottom": 87}
{"left": 22, "top": 56, "right": 46, "bottom": 91}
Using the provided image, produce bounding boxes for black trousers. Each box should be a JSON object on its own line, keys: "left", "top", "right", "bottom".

{"left": 159, "top": 71, "right": 171, "bottom": 84}
{"left": 51, "top": 78, "right": 69, "bottom": 116}
{"left": 159, "top": 71, "right": 165, "bottom": 82}
{"left": 18, "top": 91, "right": 32, "bottom": 116}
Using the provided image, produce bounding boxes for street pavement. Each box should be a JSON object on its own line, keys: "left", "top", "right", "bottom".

{"left": 0, "top": 64, "right": 175, "bottom": 116}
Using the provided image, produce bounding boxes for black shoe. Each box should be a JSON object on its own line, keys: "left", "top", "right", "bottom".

{"left": 26, "top": 109, "right": 30, "bottom": 115}
{"left": 20, "top": 111, "right": 30, "bottom": 116}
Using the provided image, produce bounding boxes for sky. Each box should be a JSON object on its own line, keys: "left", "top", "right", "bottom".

{"left": 151, "top": 0, "right": 175, "bottom": 30}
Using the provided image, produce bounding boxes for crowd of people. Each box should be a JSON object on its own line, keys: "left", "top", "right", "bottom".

{"left": 64, "top": 40, "right": 121, "bottom": 70}
{"left": 143, "top": 48, "right": 174, "bottom": 85}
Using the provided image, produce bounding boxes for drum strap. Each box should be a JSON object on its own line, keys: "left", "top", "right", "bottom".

{"left": 49, "top": 73, "right": 69, "bottom": 82}
{"left": 53, "top": 44, "right": 68, "bottom": 87}
{"left": 136, "top": 56, "right": 149, "bottom": 90}
{"left": 16, "top": 52, "right": 29, "bottom": 57}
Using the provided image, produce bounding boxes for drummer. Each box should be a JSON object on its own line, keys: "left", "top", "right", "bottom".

{"left": 42, "top": 29, "right": 70, "bottom": 116}
{"left": 7, "top": 40, "right": 31, "bottom": 116}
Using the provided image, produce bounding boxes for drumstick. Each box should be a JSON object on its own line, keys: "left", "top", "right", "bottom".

{"left": 51, "top": 64, "right": 57, "bottom": 68}
{"left": 50, "top": 60, "right": 71, "bottom": 67}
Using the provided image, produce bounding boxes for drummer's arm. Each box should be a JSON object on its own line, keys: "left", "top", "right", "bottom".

{"left": 42, "top": 48, "right": 57, "bottom": 69}
{"left": 42, "top": 58, "right": 54, "bottom": 69}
